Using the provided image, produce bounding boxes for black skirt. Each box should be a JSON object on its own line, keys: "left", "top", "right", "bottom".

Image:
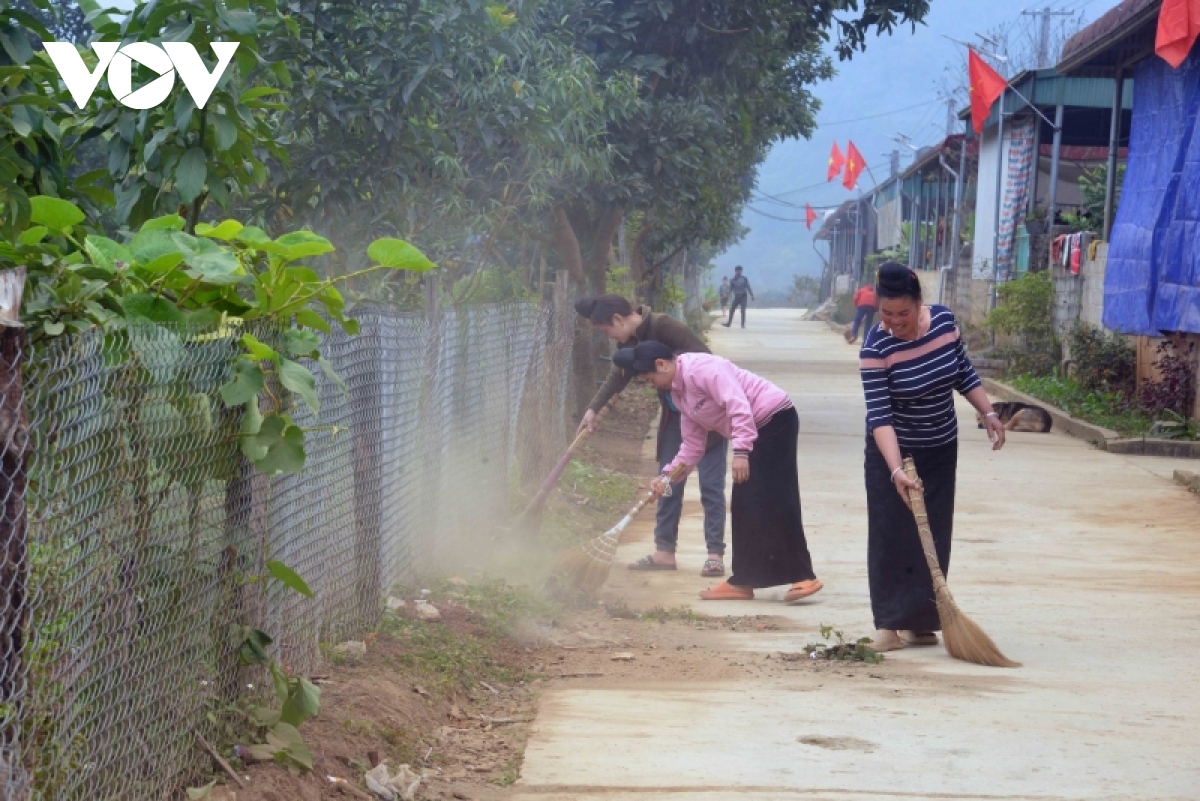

{"left": 728, "top": 407, "right": 817, "bottom": 587}
{"left": 864, "top": 436, "right": 957, "bottom": 631}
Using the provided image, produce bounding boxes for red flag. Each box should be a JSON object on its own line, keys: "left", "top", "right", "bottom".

{"left": 968, "top": 48, "right": 1008, "bottom": 134}
{"left": 827, "top": 143, "right": 845, "bottom": 182}
{"left": 1156, "top": 0, "right": 1200, "bottom": 69}
{"left": 805, "top": 203, "right": 817, "bottom": 230}
{"left": 843, "top": 141, "right": 865, "bottom": 190}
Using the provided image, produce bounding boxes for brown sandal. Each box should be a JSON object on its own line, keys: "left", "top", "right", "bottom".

{"left": 783, "top": 579, "right": 824, "bottom": 603}
{"left": 699, "top": 581, "right": 754, "bottom": 601}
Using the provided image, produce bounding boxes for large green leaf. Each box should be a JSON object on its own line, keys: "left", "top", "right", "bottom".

{"left": 279, "top": 677, "right": 321, "bottom": 727}
{"left": 211, "top": 113, "right": 239, "bottom": 152}
{"left": 367, "top": 237, "right": 436, "bottom": 272}
{"left": 171, "top": 234, "right": 245, "bottom": 285}
{"left": 131, "top": 228, "right": 181, "bottom": 265}
{"left": 278, "top": 358, "right": 319, "bottom": 414}
{"left": 247, "top": 415, "right": 306, "bottom": 474}
{"left": 84, "top": 235, "right": 132, "bottom": 274}
{"left": 29, "top": 196, "right": 84, "bottom": 232}
{"left": 221, "top": 359, "right": 265, "bottom": 405}
{"left": 266, "top": 560, "right": 314, "bottom": 598}
{"left": 294, "top": 309, "right": 331, "bottom": 333}
{"left": 196, "top": 219, "right": 243, "bottom": 240}
{"left": 141, "top": 214, "right": 186, "bottom": 231}
{"left": 284, "top": 328, "right": 320, "bottom": 357}
{"left": 275, "top": 231, "right": 335, "bottom": 260}
{"left": 174, "top": 147, "right": 207, "bottom": 203}
{"left": 240, "top": 333, "right": 277, "bottom": 361}
{"left": 121, "top": 293, "right": 186, "bottom": 323}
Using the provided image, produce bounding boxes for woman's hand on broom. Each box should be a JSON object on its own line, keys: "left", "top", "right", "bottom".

{"left": 732, "top": 455, "right": 750, "bottom": 484}
{"left": 576, "top": 409, "right": 598, "bottom": 437}
{"left": 892, "top": 466, "right": 921, "bottom": 510}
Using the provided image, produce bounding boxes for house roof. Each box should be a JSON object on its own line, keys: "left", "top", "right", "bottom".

{"left": 899, "top": 135, "right": 966, "bottom": 181}
{"left": 968, "top": 68, "right": 1135, "bottom": 131}
{"left": 1057, "top": 0, "right": 1161, "bottom": 76}
{"left": 813, "top": 201, "right": 857, "bottom": 241}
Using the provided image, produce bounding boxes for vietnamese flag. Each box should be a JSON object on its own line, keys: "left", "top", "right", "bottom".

{"left": 968, "top": 48, "right": 1008, "bottom": 134}
{"left": 805, "top": 203, "right": 817, "bottom": 230}
{"left": 843, "top": 141, "right": 865, "bottom": 190}
{"left": 1156, "top": 0, "right": 1200, "bottom": 69}
{"left": 827, "top": 143, "right": 845, "bottom": 182}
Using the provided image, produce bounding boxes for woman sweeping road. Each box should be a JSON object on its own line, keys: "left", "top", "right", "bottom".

{"left": 859, "top": 263, "right": 1006, "bottom": 653}
{"left": 575, "top": 296, "right": 728, "bottom": 578}
{"left": 613, "top": 341, "right": 823, "bottom": 603}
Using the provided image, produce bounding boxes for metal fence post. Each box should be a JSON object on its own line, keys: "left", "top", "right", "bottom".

{"left": 0, "top": 268, "right": 28, "bottom": 797}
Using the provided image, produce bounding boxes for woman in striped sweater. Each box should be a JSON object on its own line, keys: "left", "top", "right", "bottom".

{"left": 859, "top": 263, "right": 1006, "bottom": 653}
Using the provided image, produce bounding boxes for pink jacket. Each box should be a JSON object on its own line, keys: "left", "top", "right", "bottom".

{"left": 663, "top": 353, "right": 794, "bottom": 475}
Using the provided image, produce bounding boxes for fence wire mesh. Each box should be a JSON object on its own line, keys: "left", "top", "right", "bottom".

{"left": 0, "top": 298, "right": 573, "bottom": 801}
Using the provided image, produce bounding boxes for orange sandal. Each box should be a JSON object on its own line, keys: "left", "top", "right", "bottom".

{"left": 699, "top": 581, "right": 754, "bottom": 601}
{"left": 783, "top": 579, "right": 824, "bottom": 603}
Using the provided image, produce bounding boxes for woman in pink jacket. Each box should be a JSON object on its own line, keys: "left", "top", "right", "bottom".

{"left": 613, "top": 341, "right": 823, "bottom": 603}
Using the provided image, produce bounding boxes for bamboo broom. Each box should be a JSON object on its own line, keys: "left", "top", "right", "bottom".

{"left": 903, "top": 457, "right": 1020, "bottom": 668}
{"left": 508, "top": 403, "right": 613, "bottom": 537}
{"left": 553, "top": 465, "right": 689, "bottom": 595}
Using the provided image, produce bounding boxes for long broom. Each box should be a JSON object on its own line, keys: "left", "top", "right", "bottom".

{"left": 904, "top": 457, "right": 1020, "bottom": 668}
{"left": 554, "top": 464, "right": 689, "bottom": 595}
{"left": 508, "top": 403, "right": 613, "bottom": 536}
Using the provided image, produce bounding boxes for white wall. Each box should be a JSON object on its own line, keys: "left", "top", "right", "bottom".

{"left": 972, "top": 124, "right": 1001, "bottom": 281}
{"left": 876, "top": 198, "right": 904, "bottom": 251}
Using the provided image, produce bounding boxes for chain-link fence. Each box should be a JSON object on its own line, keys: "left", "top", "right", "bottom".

{"left": 0, "top": 296, "right": 574, "bottom": 800}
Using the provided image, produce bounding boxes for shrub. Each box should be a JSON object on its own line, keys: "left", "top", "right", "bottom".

{"left": 1068, "top": 323, "right": 1136, "bottom": 397}
{"left": 986, "top": 271, "right": 1059, "bottom": 376}
{"left": 1140, "top": 337, "right": 1197, "bottom": 418}
{"left": 833, "top": 291, "right": 856, "bottom": 324}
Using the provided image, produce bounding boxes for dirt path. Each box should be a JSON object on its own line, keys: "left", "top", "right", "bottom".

{"left": 511, "top": 310, "right": 1200, "bottom": 800}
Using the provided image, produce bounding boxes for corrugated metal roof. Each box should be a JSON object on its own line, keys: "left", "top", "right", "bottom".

{"left": 976, "top": 69, "right": 1134, "bottom": 131}
{"left": 1057, "top": 0, "right": 1160, "bottom": 75}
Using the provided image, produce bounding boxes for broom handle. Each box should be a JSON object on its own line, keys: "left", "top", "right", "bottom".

{"left": 518, "top": 403, "right": 613, "bottom": 516}
{"left": 604, "top": 464, "right": 690, "bottom": 537}
{"left": 903, "top": 457, "right": 951, "bottom": 597}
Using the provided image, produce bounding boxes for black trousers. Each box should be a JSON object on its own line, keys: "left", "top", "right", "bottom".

{"left": 728, "top": 408, "right": 817, "bottom": 587}
{"left": 864, "top": 436, "right": 957, "bottom": 631}
{"left": 726, "top": 294, "right": 748, "bottom": 326}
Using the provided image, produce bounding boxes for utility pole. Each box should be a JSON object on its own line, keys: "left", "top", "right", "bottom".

{"left": 888, "top": 149, "right": 900, "bottom": 178}
{"left": 945, "top": 97, "right": 957, "bottom": 138}
{"left": 1022, "top": 7, "right": 1076, "bottom": 68}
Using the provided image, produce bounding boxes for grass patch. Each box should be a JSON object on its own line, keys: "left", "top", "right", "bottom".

{"left": 381, "top": 579, "right": 559, "bottom": 695}
{"left": 639, "top": 605, "right": 708, "bottom": 626}
{"left": 538, "top": 459, "right": 640, "bottom": 549}
{"left": 1009, "top": 374, "right": 1155, "bottom": 437}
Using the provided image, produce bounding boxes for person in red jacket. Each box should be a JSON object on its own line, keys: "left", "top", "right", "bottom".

{"left": 846, "top": 280, "right": 878, "bottom": 344}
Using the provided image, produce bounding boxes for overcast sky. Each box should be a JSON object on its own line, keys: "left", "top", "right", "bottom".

{"left": 716, "top": 0, "right": 1118, "bottom": 290}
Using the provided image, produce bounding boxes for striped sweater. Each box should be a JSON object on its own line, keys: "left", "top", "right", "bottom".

{"left": 859, "top": 305, "right": 982, "bottom": 449}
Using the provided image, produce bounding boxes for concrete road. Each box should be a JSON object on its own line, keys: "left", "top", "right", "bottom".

{"left": 514, "top": 310, "right": 1200, "bottom": 800}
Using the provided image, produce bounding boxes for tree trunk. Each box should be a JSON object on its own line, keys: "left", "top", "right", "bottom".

{"left": 552, "top": 206, "right": 586, "bottom": 286}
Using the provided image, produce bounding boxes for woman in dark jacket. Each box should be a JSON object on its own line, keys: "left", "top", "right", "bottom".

{"left": 859, "top": 263, "right": 1006, "bottom": 652}
{"left": 575, "top": 295, "right": 727, "bottom": 578}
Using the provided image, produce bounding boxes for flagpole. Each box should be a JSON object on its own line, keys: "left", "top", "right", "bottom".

{"left": 991, "top": 95, "right": 1005, "bottom": 316}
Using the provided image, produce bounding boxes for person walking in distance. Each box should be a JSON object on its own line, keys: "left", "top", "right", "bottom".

{"left": 574, "top": 295, "right": 729, "bottom": 578}
{"left": 845, "top": 279, "right": 878, "bottom": 344}
{"left": 614, "top": 341, "right": 823, "bottom": 603}
{"left": 718, "top": 277, "right": 731, "bottom": 313}
{"left": 722, "top": 266, "right": 755, "bottom": 328}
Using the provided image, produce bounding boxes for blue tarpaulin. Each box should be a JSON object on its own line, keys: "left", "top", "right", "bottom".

{"left": 1104, "top": 49, "right": 1200, "bottom": 335}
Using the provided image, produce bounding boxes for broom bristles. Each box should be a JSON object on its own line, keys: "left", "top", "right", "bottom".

{"left": 934, "top": 587, "right": 1021, "bottom": 668}
{"left": 551, "top": 532, "right": 619, "bottom": 595}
